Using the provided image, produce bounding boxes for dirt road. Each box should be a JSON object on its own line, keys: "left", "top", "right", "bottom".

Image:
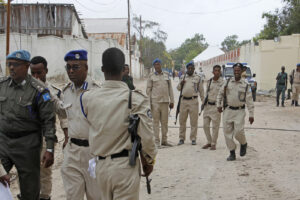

{"left": 10, "top": 78, "right": 300, "bottom": 200}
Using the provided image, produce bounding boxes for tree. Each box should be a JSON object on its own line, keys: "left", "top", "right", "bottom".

{"left": 170, "top": 34, "right": 208, "bottom": 70}
{"left": 221, "top": 35, "right": 240, "bottom": 52}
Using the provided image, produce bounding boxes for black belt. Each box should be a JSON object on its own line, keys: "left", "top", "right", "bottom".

{"left": 183, "top": 96, "right": 198, "bottom": 100}
{"left": 208, "top": 102, "right": 216, "bottom": 105}
{"left": 228, "top": 105, "right": 245, "bottom": 110}
{"left": 98, "top": 149, "right": 132, "bottom": 160}
{"left": 278, "top": 83, "right": 286, "bottom": 85}
{"left": 70, "top": 138, "right": 89, "bottom": 147}
{"left": 1, "top": 131, "right": 37, "bottom": 139}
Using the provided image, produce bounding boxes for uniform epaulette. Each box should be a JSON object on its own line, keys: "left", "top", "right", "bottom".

{"left": 92, "top": 80, "right": 101, "bottom": 88}
{"left": 30, "top": 78, "right": 46, "bottom": 93}
{"left": 0, "top": 76, "right": 9, "bottom": 83}
{"left": 51, "top": 84, "right": 62, "bottom": 92}
{"left": 62, "top": 82, "right": 72, "bottom": 92}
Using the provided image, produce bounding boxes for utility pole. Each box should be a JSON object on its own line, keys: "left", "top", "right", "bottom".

{"left": 139, "top": 15, "right": 142, "bottom": 79}
{"left": 6, "top": 0, "right": 11, "bottom": 75}
{"left": 127, "top": 0, "right": 132, "bottom": 76}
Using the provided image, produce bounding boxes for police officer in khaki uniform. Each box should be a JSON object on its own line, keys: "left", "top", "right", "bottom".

{"left": 217, "top": 63, "right": 254, "bottom": 161}
{"left": 146, "top": 58, "right": 174, "bottom": 147}
{"left": 81, "top": 48, "right": 157, "bottom": 200}
{"left": 290, "top": 63, "right": 300, "bottom": 106}
{"left": 202, "top": 65, "right": 224, "bottom": 150}
{"left": 30, "top": 56, "right": 68, "bottom": 200}
{"left": 0, "top": 50, "right": 56, "bottom": 200}
{"left": 177, "top": 61, "right": 204, "bottom": 145}
{"left": 60, "top": 50, "right": 101, "bottom": 200}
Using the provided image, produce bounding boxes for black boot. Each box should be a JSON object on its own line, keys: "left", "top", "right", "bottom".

{"left": 281, "top": 101, "right": 285, "bottom": 107}
{"left": 291, "top": 100, "right": 295, "bottom": 106}
{"left": 227, "top": 150, "right": 236, "bottom": 161}
{"left": 296, "top": 101, "right": 299, "bottom": 107}
{"left": 240, "top": 143, "right": 247, "bottom": 157}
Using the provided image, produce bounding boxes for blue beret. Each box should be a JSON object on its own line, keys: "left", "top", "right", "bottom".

{"left": 152, "top": 58, "right": 161, "bottom": 66}
{"left": 64, "top": 50, "right": 88, "bottom": 61}
{"left": 186, "top": 61, "right": 194, "bottom": 68}
{"left": 297, "top": 63, "right": 300, "bottom": 67}
{"left": 6, "top": 50, "right": 31, "bottom": 62}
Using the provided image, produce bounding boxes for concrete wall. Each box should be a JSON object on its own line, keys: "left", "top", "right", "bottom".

{"left": 240, "top": 34, "right": 300, "bottom": 90}
{"left": 0, "top": 33, "right": 143, "bottom": 81}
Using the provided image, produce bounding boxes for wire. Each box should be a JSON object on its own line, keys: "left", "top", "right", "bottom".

{"left": 136, "top": 0, "right": 264, "bottom": 15}
{"left": 72, "top": 0, "right": 122, "bottom": 13}
{"left": 87, "top": 0, "right": 117, "bottom": 6}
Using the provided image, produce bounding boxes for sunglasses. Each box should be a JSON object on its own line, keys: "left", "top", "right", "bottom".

{"left": 65, "top": 64, "right": 82, "bottom": 71}
{"left": 6, "top": 62, "right": 24, "bottom": 68}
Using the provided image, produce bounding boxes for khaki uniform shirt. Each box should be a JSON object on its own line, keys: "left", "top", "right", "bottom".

{"left": 82, "top": 81, "right": 157, "bottom": 164}
{"left": 290, "top": 70, "right": 300, "bottom": 85}
{"left": 177, "top": 73, "right": 204, "bottom": 102}
{"left": 45, "top": 82, "right": 68, "bottom": 129}
{"left": 0, "top": 161, "right": 6, "bottom": 177}
{"left": 217, "top": 78, "right": 254, "bottom": 117}
{"left": 62, "top": 76, "right": 100, "bottom": 140}
{"left": 206, "top": 77, "right": 224, "bottom": 103}
{"left": 146, "top": 71, "right": 174, "bottom": 104}
{"left": 0, "top": 75, "right": 56, "bottom": 149}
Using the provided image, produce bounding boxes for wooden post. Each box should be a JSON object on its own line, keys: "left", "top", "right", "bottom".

{"left": 6, "top": 0, "right": 11, "bottom": 75}
{"left": 127, "top": 0, "right": 132, "bottom": 76}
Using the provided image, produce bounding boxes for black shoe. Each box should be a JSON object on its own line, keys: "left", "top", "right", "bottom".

{"left": 227, "top": 150, "right": 236, "bottom": 161}
{"left": 281, "top": 102, "right": 285, "bottom": 107}
{"left": 240, "top": 143, "right": 247, "bottom": 157}
{"left": 295, "top": 101, "right": 299, "bottom": 107}
{"left": 276, "top": 100, "right": 279, "bottom": 107}
{"left": 291, "top": 100, "right": 295, "bottom": 106}
{"left": 191, "top": 140, "right": 196, "bottom": 145}
{"left": 178, "top": 139, "right": 184, "bottom": 145}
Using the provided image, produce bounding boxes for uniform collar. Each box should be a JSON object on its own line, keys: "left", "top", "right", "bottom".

{"left": 8, "top": 75, "right": 29, "bottom": 89}
{"left": 71, "top": 76, "right": 91, "bottom": 91}
{"left": 231, "top": 78, "right": 243, "bottom": 83}
{"left": 212, "top": 77, "right": 222, "bottom": 82}
{"left": 102, "top": 80, "right": 128, "bottom": 89}
{"left": 154, "top": 71, "right": 163, "bottom": 75}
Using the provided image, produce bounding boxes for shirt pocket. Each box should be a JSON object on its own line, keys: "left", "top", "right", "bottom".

{"left": 0, "top": 96, "right": 7, "bottom": 113}
{"left": 17, "top": 100, "right": 36, "bottom": 119}
{"left": 192, "top": 79, "right": 199, "bottom": 93}
{"left": 238, "top": 86, "right": 247, "bottom": 102}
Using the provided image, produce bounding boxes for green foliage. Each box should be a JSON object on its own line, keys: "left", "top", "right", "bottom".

{"left": 221, "top": 35, "right": 250, "bottom": 52}
{"left": 254, "top": 0, "right": 300, "bottom": 41}
{"left": 170, "top": 34, "right": 208, "bottom": 70}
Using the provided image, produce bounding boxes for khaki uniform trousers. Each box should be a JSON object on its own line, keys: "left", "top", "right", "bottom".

{"left": 96, "top": 157, "right": 140, "bottom": 200}
{"left": 292, "top": 83, "right": 300, "bottom": 101}
{"left": 40, "top": 139, "right": 53, "bottom": 199}
{"left": 223, "top": 108, "right": 247, "bottom": 151}
{"left": 151, "top": 102, "right": 169, "bottom": 144}
{"left": 179, "top": 98, "right": 199, "bottom": 141}
{"left": 61, "top": 142, "right": 100, "bottom": 200}
{"left": 203, "top": 105, "right": 221, "bottom": 145}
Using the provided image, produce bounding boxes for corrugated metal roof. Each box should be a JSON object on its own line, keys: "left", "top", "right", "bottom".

{"left": 84, "top": 18, "right": 128, "bottom": 34}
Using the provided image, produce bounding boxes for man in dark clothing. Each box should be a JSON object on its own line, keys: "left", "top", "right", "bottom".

{"left": 276, "top": 66, "right": 288, "bottom": 107}
{"left": 122, "top": 64, "right": 135, "bottom": 90}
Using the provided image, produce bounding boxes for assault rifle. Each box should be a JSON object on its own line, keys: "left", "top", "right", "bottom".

{"left": 199, "top": 78, "right": 212, "bottom": 116}
{"left": 174, "top": 72, "right": 186, "bottom": 124}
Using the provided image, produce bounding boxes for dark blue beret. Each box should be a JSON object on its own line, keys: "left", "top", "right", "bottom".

{"left": 6, "top": 50, "right": 31, "bottom": 62}
{"left": 152, "top": 58, "right": 161, "bottom": 66}
{"left": 64, "top": 50, "right": 88, "bottom": 61}
{"left": 186, "top": 61, "right": 194, "bottom": 68}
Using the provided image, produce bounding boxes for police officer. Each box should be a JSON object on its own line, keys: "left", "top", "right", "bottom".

{"left": 217, "top": 63, "right": 254, "bottom": 161}
{"left": 81, "top": 47, "right": 157, "bottom": 200}
{"left": 290, "top": 63, "right": 300, "bottom": 106}
{"left": 60, "top": 50, "right": 100, "bottom": 200}
{"left": 122, "top": 64, "right": 135, "bottom": 90}
{"left": 30, "top": 56, "right": 68, "bottom": 200}
{"left": 0, "top": 50, "right": 56, "bottom": 200}
{"left": 146, "top": 58, "right": 174, "bottom": 147}
{"left": 177, "top": 61, "right": 204, "bottom": 145}
{"left": 202, "top": 65, "right": 224, "bottom": 150}
{"left": 276, "top": 66, "right": 288, "bottom": 107}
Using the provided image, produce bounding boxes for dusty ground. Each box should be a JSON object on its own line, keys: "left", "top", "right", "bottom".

{"left": 9, "top": 78, "right": 300, "bottom": 200}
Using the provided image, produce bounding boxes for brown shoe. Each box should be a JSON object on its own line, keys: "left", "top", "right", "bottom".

{"left": 202, "top": 144, "right": 211, "bottom": 149}
{"left": 210, "top": 145, "right": 216, "bottom": 150}
{"left": 161, "top": 141, "right": 173, "bottom": 147}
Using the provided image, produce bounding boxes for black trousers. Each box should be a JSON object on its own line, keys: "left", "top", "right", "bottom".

{"left": 0, "top": 132, "right": 42, "bottom": 200}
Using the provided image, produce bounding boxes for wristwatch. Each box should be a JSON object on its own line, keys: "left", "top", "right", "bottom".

{"left": 46, "top": 149, "right": 54, "bottom": 153}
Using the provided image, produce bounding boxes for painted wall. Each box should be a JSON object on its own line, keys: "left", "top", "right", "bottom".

{"left": 0, "top": 33, "right": 143, "bottom": 81}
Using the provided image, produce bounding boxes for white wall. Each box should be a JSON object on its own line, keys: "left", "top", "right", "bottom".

{"left": 0, "top": 33, "right": 143, "bottom": 81}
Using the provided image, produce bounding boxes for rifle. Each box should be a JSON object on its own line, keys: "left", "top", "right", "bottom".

{"left": 128, "top": 114, "right": 152, "bottom": 194}
{"left": 174, "top": 72, "right": 186, "bottom": 124}
{"left": 199, "top": 78, "right": 212, "bottom": 116}
{"left": 223, "top": 78, "right": 231, "bottom": 110}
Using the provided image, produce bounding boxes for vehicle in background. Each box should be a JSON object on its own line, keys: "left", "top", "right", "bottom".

{"left": 222, "top": 63, "right": 257, "bottom": 101}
